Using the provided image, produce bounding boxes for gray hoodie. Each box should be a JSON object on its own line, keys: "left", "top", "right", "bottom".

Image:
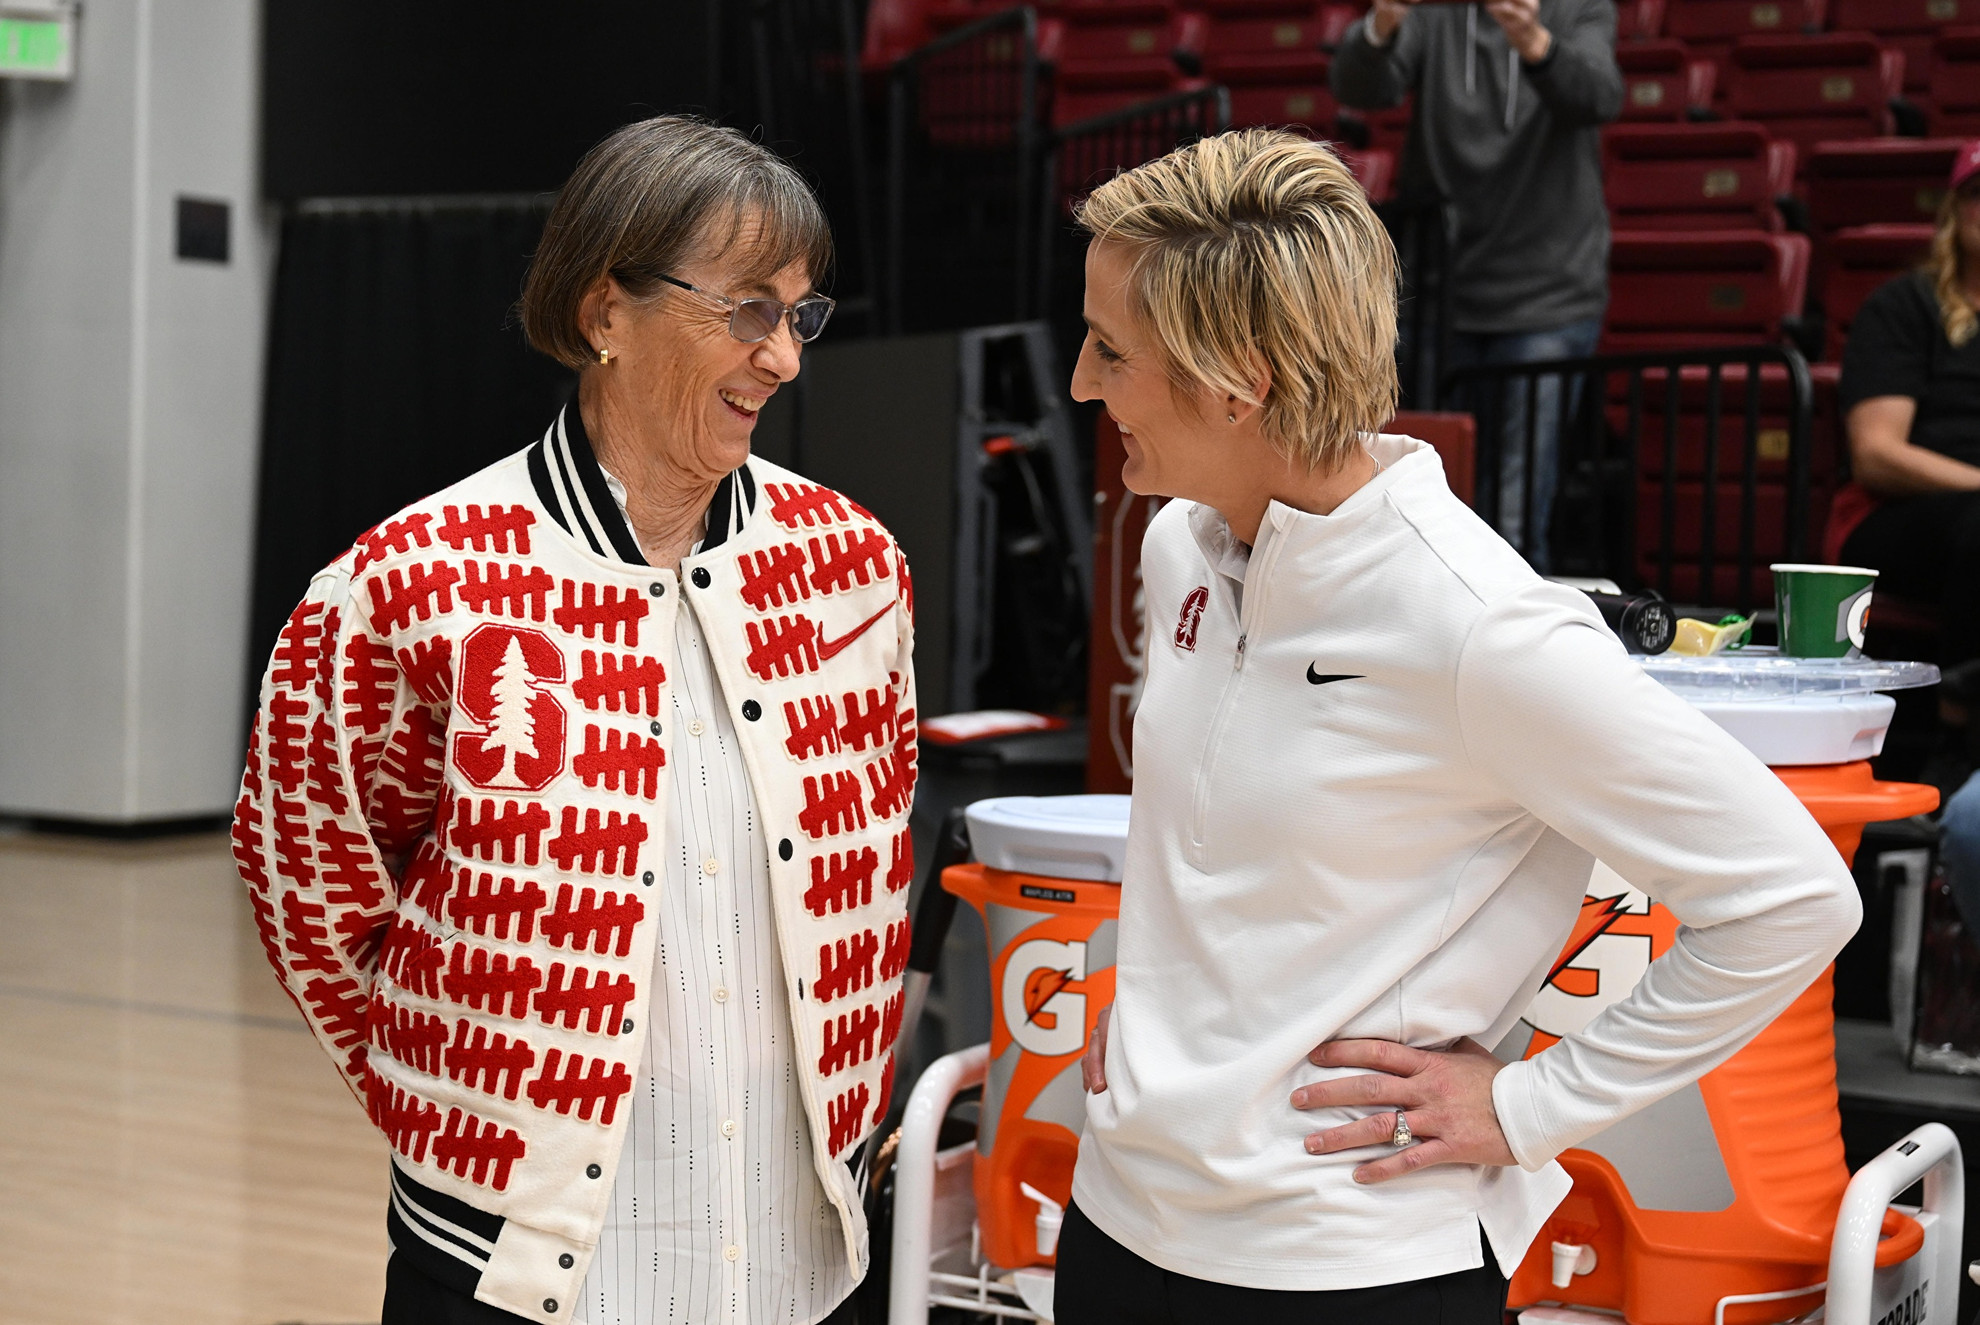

{"left": 1332, "top": 0, "right": 1622, "bottom": 334}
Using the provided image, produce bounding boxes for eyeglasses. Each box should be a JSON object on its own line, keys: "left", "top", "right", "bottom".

{"left": 657, "top": 274, "right": 836, "bottom": 344}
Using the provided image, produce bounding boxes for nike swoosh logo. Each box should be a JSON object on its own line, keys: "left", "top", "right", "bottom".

{"left": 1306, "top": 666, "right": 1364, "bottom": 685}
{"left": 817, "top": 604, "right": 894, "bottom": 662}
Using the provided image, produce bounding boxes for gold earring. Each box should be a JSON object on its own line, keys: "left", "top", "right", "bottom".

{"left": 597, "top": 346, "right": 611, "bottom": 365}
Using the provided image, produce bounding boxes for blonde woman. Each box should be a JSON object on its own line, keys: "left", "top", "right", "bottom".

{"left": 1831, "top": 139, "right": 1980, "bottom": 672}
{"left": 1058, "top": 129, "right": 1859, "bottom": 1324}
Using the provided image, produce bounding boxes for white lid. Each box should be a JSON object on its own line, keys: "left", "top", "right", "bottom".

{"left": 1688, "top": 692, "right": 1897, "bottom": 765}
{"left": 965, "top": 794, "right": 1131, "bottom": 883}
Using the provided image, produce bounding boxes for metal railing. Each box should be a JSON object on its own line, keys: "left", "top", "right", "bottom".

{"left": 1033, "top": 84, "right": 1232, "bottom": 344}
{"left": 885, "top": 7, "right": 1043, "bottom": 333}
{"left": 1378, "top": 198, "right": 1458, "bottom": 411}
{"left": 1443, "top": 343, "right": 1817, "bottom": 613}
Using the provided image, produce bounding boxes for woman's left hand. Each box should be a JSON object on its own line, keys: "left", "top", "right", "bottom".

{"left": 1290, "top": 1037, "right": 1519, "bottom": 1183}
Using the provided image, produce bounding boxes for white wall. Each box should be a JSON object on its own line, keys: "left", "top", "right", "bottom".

{"left": 0, "top": 0, "right": 271, "bottom": 821}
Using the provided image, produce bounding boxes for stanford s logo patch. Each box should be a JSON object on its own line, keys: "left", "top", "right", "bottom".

{"left": 453, "top": 623, "right": 568, "bottom": 791}
{"left": 1174, "top": 586, "right": 1209, "bottom": 652}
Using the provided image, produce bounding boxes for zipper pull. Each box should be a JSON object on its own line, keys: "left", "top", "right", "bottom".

{"left": 1235, "top": 634, "right": 1248, "bottom": 668}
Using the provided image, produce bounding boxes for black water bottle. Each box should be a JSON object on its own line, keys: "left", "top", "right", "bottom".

{"left": 1584, "top": 589, "right": 1675, "bottom": 655}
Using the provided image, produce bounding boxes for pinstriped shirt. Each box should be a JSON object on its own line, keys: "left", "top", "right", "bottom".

{"left": 574, "top": 476, "right": 853, "bottom": 1325}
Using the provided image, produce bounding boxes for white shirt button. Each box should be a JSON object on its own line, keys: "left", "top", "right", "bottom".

{"left": 721, "top": 1119, "right": 738, "bottom": 1138}
{"left": 702, "top": 857, "right": 720, "bottom": 877}
{"left": 688, "top": 718, "right": 706, "bottom": 737}
{"left": 713, "top": 987, "right": 730, "bottom": 1003}
{"left": 724, "top": 1244, "right": 741, "bottom": 1262}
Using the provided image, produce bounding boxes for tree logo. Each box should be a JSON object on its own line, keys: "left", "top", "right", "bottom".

{"left": 454, "top": 624, "right": 568, "bottom": 791}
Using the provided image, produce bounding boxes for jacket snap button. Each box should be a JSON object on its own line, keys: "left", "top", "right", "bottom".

{"left": 642, "top": 871, "right": 655, "bottom": 886}
{"left": 585, "top": 1163, "right": 602, "bottom": 1179}
{"left": 778, "top": 839, "right": 793, "bottom": 861}
{"left": 544, "top": 1299, "right": 559, "bottom": 1313}
{"left": 621, "top": 1018, "right": 634, "bottom": 1034}
{"left": 648, "top": 582, "right": 664, "bottom": 597}
{"left": 650, "top": 720, "right": 662, "bottom": 736}
{"left": 559, "top": 1253, "right": 574, "bottom": 1269}
{"left": 692, "top": 568, "right": 711, "bottom": 588}
{"left": 741, "top": 700, "right": 761, "bottom": 722}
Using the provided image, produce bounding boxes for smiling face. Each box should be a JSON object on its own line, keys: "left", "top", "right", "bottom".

{"left": 1070, "top": 241, "right": 1242, "bottom": 503}
{"left": 582, "top": 216, "right": 814, "bottom": 485}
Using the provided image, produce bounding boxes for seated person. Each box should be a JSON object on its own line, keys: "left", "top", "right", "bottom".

{"left": 1831, "top": 140, "right": 1980, "bottom": 674}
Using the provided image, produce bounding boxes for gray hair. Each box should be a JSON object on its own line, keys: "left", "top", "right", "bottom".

{"left": 521, "top": 115, "right": 833, "bottom": 369}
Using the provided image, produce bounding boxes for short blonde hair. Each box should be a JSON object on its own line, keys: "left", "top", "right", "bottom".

{"left": 1075, "top": 128, "right": 1399, "bottom": 470}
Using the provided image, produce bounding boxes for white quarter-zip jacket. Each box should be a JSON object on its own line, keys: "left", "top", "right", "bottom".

{"left": 1072, "top": 433, "right": 1859, "bottom": 1289}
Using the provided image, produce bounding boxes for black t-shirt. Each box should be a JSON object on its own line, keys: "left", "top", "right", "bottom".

{"left": 1839, "top": 270, "right": 1980, "bottom": 468}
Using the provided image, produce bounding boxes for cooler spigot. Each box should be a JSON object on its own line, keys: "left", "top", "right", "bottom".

{"left": 1550, "top": 1241, "right": 1598, "bottom": 1289}
{"left": 1019, "top": 1182, "right": 1065, "bottom": 1257}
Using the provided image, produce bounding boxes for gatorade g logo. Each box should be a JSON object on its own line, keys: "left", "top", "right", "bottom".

{"left": 1840, "top": 586, "right": 1873, "bottom": 651}
{"left": 1522, "top": 863, "right": 1671, "bottom": 1049}
{"left": 453, "top": 623, "right": 568, "bottom": 791}
{"left": 1002, "top": 938, "right": 1088, "bottom": 1057}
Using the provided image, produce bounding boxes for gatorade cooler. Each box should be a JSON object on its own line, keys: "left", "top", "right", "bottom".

{"left": 1507, "top": 650, "right": 1943, "bottom": 1325}
{"left": 941, "top": 793, "right": 1131, "bottom": 1271}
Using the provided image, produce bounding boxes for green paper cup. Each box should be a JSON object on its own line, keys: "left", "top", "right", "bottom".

{"left": 1772, "top": 563, "right": 1878, "bottom": 658}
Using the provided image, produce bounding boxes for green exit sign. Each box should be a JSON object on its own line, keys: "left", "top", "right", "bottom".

{"left": 0, "top": 10, "right": 71, "bottom": 80}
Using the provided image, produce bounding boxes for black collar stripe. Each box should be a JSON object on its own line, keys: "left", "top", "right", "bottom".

{"left": 549, "top": 412, "right": 609, "bottom": 558}
{"left": 527, "top": 404, "right": 758, "bottom": 565}
{"left": 527, "top": 432, "right": 572, "bottom": 538}
{"left": 559, "top": 404, "right": 649, "bottom": 566}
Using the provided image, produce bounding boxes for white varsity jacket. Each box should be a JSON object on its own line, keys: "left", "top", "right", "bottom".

{"left": 233, "top": 405, "right": 916, "bottom": 1323}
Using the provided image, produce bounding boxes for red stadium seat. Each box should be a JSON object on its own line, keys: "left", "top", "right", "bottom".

{"left": 1617, "top": 0, "right": 1668, "bottom": 41}
{"left": 1053, "top": 74, "right": 1211, "bottom": 126}
{"left": 1832, "top": 0, "right": 1980, "bottom": 92}
{"left": 1338, "top": 145, "right": 1395, "bottom": 201}
{"left": 1927, "top": 27, "right": 1980, "bottom": 136}
{"left": 1050, "top": 4, "right": 1208, "bottom": 125}
{"left": 1804, "top": 137, "right": 1964, "bottom": 229}
{"left": 1053, "top": 1, "right": 1197, "bottom": 81}
{"left": 1722, "top": 34, "right": 1904, "bottom": 167}
{"left": 1821, "top": 223, "right": 1936, "bottom": 360}
{"left": 1617, "top": 40, "right": 1718, "bottom": 120}
{"left": 864, "top": 0, "right": 936, "bottom": 68}
{"left": 1338, "top": 101, "right": 1410, "bottom": 155}
{"left": 1200, "top": 3, "right": 1337, "bottom": 130}
{"left": 1201, "top": 6, "right": 1328, "bottom": 81}
{"left": 1665, "top": 0, "right": 1824, "bottom": 42}
{"left": 1224, "top": 81, "right": 1340, "bottom": 131}
{"left": 1665, "top": 0, "right": 1824, "bottom": 75}
{"left": 1603, "top": 122, "right": 1795, "bottom": 230}
{"left": 1602, "top": 230, "right": 1811, "bottom": 352}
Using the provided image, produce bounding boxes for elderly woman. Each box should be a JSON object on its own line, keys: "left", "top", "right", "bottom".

{"left": 234, "top": 116, "right": 915, "bottom": 1325}
{"left": 1059, "top": 129, "right": 1858, "bottom": 1323}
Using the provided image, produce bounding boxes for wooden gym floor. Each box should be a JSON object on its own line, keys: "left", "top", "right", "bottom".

{"left": 0, "top": 827, "right": 388, "bottom": 1325}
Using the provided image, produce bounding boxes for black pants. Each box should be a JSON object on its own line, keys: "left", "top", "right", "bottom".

{"left": 1841, "top": 489, "right": 1980, "bottom": 665}
{"left": 1052, "top": 1201, "right": 1508, "bottom": 1325}
{"left": 382, "top": 1251, "right": 861, "bottom": 1324}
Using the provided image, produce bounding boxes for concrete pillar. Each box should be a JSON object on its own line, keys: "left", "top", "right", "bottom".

{"left": 0, "top": 0, "right": 271, "bottom": 822}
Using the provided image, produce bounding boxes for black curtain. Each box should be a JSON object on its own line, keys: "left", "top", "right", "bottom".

{"left": 247, "top": 198, "right": 575, "bottom": 696}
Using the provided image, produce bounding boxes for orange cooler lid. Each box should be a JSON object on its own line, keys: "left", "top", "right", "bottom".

{"left": 964, "top": 794, "right": 1131, "bottom": 883}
